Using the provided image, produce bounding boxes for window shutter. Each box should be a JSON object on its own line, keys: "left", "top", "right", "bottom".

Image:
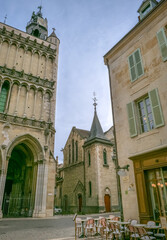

{"left": 134, "top": 49, "right": 144, "bottom": 77}
{"left": 157, "top": 28, "right": 167, "bottom": 61}
{"left": 127, "top": 102, "right": 137, "bottom": 137}
{"left": 128, "top": 54, "right": 137, "bottom": 82}
{"left": 149, "top": 89, "right": 164, "bottom": 128}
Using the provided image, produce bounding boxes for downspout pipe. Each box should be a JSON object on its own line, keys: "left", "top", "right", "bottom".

{"left": 106, "top": 59, "right": 124, "bottom": 221}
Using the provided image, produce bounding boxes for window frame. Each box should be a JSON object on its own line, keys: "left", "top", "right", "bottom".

{"left": 103, "top": 149, "right": 107, "bottom": 165}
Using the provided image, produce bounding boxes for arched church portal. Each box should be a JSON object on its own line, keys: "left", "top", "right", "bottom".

{"left": 2, "top": 143, "right": 37, "bottom": 217}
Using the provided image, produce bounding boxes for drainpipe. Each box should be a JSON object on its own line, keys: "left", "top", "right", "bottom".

{"left": 106, "top": 59, "right": 124, "bottom": 221}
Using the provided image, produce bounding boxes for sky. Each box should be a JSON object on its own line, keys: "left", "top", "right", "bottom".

{"left": 1, "top": 0, "right": 142, "bottom": 162}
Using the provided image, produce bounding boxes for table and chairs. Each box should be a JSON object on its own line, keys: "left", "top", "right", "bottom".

{"left": 74, "top": 215, "right": 166, "bottom": 239}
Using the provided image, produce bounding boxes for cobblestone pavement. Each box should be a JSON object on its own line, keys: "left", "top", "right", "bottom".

{"left": 0, "top": 213, "right": 119, "bottom": 240}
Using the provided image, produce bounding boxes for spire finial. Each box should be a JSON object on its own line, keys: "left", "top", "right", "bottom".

{"left": 93, "top": 92, "right": 97, "bottom": 112}
{"left": 52, "top": 27, "right": 56, "bottom": 33}
{"left": 4, "top": 14, "right": 7, "bottom": 24}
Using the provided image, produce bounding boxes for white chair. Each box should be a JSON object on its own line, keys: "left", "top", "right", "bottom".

{"left": 75, "top": 217, "right": 82, "bottom": 237}
{"left": 131, "top": 219, "right": 138, "bottom": 226}
{"left": 146, "top": 221, "right": 156, "bottom": 236}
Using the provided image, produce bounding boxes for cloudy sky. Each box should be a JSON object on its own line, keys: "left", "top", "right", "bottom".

{"left": 1, "top": 0, "right": 142, "bottom": 162}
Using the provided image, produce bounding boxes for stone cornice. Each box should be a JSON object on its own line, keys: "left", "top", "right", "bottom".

{"left": 83, "top": 137, "right": 113, "bottom": 148}
{"left": 0, "top": 66, "right": 55, "bottom": 90}
{"left": 0, "top": 112, "right": 55, "bottom": 132}
{"left": 0, "top": 23, "right": 57, "bottom": 56}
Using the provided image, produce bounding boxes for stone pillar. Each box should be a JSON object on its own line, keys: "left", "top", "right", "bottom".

{"left": 32, "top": 89, "right": 37, "bottom": 119}
{"left": 44, "top": 56, "right": 48, "bottom": 79}
{"left": 14, "top": 44, "right": 19, "bottom": 67}
{"left": 33, "top": 160, "right": 48, "bottom": 218}
{"left": 29, "top": 50, "right": 34, "bottom": 74}
{"left": 5, "top": 42, "right": 11, "bottom": 66}
{"left": 40, "top": 91, "right": 44, "bottom": 120}
{"left": 23, "top": 87, "right": 29, "bottom": 117}
{"left": 0, "top": 152, "right": 9, "bottom": 218}
{"left": 14, "top": 85, "right": 21, "bottom": 115}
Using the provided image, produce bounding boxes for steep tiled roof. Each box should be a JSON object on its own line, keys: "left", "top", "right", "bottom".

{"left": 87, "top": 110, "right": 108, "bottom": 141}
{"left": 75, "top": 128, "right": 90, "bottom": 139}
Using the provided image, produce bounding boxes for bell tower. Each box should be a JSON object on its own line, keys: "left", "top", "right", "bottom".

{"left": 26, "top": 6, "right": 48, "bottom": 40}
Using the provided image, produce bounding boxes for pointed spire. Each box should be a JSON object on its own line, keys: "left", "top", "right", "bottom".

{"left": 87, "top": 93, "right": 107, "bottom": 141}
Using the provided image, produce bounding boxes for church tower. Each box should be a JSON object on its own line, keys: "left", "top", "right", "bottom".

{"left": 83, "top": 97, "right": 118, "bottom": 212}
{"left": 0, "top": 7, "right": 60, "bottom": 218}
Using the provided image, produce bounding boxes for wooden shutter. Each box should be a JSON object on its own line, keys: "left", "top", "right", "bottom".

{"left": 134, "top": 49, "right": 144, "bottom": 78}
{"left": 149, "top": 89, "right": 164, "bottom": 128}
{"left": 127, "top": 102, "right": 137, "bottom": 137}
{"left": 128, "top": 49, "right": 144, "bottom": 82}
{"left": 128, "top": 54, "right": 137, "bottom": 82}
{"left": 157, "top": 28, "right": 167, "bottom": 61}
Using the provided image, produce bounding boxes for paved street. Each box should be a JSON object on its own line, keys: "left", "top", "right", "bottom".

{"left": 0, "top": 213, "right": 117, "bottom": 240}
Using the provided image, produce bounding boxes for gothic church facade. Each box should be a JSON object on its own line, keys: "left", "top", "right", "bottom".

{"left": 0, "top": 7, "right": 59, "bottom": 218}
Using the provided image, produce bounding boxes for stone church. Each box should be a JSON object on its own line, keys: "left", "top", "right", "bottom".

{"left": 0, "top": 7, "right": 59, "bottom": 218}
{"left": 55, "top": 102, "right": 119, "bottom": 213}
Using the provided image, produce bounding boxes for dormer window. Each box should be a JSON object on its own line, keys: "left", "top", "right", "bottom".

{"left": 141, "top": 4, "right": 151, "bottom": 18}
{"left": 138, "top": 0, "right": 158, "bottom": 20}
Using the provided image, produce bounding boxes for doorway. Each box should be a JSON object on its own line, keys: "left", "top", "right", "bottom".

{"left": 145, "top": 167, "right": 167, "bottom": 221}
{"left": 2, "top": 143, "right": 36, "bottom": 217}
{"left": 78, "top": 194, "right": 82, "bottom": 212}
{"left": 104, "top": 194, "right": 111, "bottom": 212}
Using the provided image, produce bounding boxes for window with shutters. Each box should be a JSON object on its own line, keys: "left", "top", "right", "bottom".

{"left": 128, "top": 48, "right": 144, "bottom": 82}
{"left": 137, "top": 96, "right": 154, "bottom": 133}
{"left": 0, "top": 81, "right": 10, "bottom": 113}
{"left": 127, "top": 89, "right": 164, "bottom": 137}
{"left": 157, "top": 27, "right": 167, "bottom": 61}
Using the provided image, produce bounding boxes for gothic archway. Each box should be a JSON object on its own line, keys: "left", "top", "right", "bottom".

{"left": 2, "top": 134, "right": 44, "bottom": 217}
{"left": 2, "top": 143, "right": 37, "bottom": 217}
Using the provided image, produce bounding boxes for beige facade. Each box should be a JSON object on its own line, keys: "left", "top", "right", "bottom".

{"left": 0, "top": 8, "right": 59, "bottom": 218}
{"left": 104, "top": 0, "right": 167, "bottom": 223}
{"left": 55, "top": 109, "right": 119, "bottom": 214}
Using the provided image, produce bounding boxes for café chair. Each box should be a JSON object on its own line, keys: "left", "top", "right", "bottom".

{"left": 137, "top": 227, "right": 156, "bottom": 240}
{"left": 85, "top": 217, "right": 95, "bottom": 237}
{"left": 75, "top": 217, "right": 82, "bottom": 237}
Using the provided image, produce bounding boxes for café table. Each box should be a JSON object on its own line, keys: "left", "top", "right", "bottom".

{"left": 117, "top": 221, "right": 130, "bottom": 240}
{"left": 94, "top": 218, "right": 101, "bottom": 236}
{"left": 79, "top": 219, "right": 87, "bottom": 238}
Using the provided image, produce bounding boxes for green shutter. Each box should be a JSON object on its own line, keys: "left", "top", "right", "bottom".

{"left": 149, "top": 89, "right": 164, "bottom": 128}
{"left": 128, "top": 54, "right": 137, "bottom": 82}
{"left": 157, "top": 28, "right": 167, "bottom": 61}
{"left": 134, "top": 49, "right": 144, "bottom": 77}
{"left": 127, "top": 102, "right": 137, "bottom": 137}
{"left": 128, "top": 48, "right": 144, "bottom": 82}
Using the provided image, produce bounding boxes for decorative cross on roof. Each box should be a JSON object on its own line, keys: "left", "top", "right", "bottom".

{"left": 93, "top": 92, "right": 97, "bottom": 111}
{"left": 4, "top": 14, "right": 7, "bottom": 24}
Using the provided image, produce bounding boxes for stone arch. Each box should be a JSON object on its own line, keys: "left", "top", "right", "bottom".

{"left": 6, "top": 134, "right": 44, "bottom": 162}
{"left": 2, "top": 134, "right": 44, "bottom": 217}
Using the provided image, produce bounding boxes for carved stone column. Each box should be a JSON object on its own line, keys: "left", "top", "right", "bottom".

{"left": 44, "top": 56, "right": 48, "bottom": 79}
{"left": 40, "top": 91, "right": 45, "bottom": 120}
{"left": 33, "top": 160, "right": 48, "bottom": 218}
{"left": 14, "top": 85, "right": 21, "bottom": 115}
{"left": 29, "top": 50, "right": 34, "bottom": 74}
{"left": 32, "top": 89, "right": 37, "bottom": 119}
{"left": 5, "top": 42, "right": 11, "bottom": 66}
{"left": 0, "top": 151, "right": 9, "bottom": 218}
{"left": 23, "top": 87, "right": 29, "bottom": 117}
{"left": 14, "top": 44, "right": 19, "bottom": 67}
